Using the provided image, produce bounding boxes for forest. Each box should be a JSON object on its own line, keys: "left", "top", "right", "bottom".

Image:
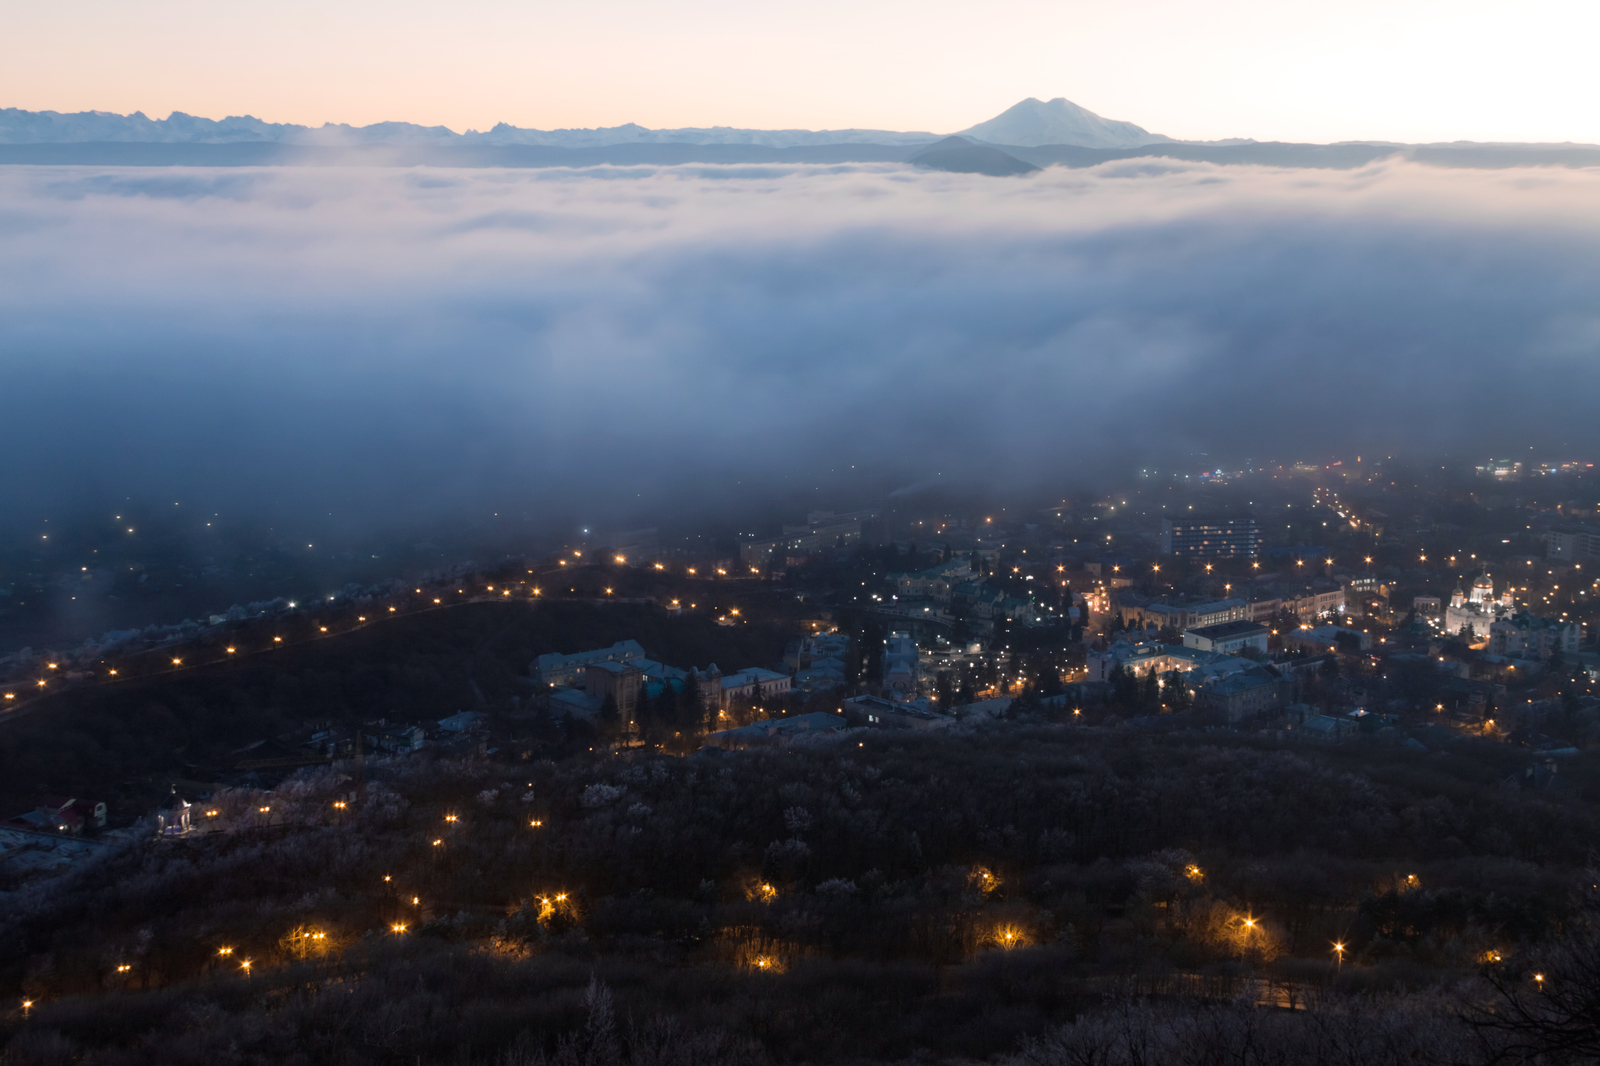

{"left": 3, "top": 720, "right": 1600, "bottom": 1064}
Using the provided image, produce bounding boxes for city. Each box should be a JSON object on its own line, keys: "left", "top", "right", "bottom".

{"left": 0, "top": 454, "right": 1598, "bottom": 1061}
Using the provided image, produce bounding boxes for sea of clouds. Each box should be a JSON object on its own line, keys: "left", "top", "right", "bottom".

{"left": 1, "top": 158, "right": 1598, "bottom": 530}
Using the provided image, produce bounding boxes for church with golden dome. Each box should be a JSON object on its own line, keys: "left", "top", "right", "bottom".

{"left": 1444, "top": 572, "right": 1514, "bottom": 641}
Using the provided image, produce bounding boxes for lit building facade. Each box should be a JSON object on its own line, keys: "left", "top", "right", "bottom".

{"left": 1444, "top": 573, "right": 1514, "bottom": 641}
{"left": 1160, "top": 516, "right": 1260, "bottom": 559}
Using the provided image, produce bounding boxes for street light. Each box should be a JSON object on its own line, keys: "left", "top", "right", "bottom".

{"left": 1332, "top": 942, "right": 1345, "bottom": 970}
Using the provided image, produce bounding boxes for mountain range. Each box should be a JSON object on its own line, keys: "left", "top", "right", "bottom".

{"left": 3, "top": 97, "right": 1599, "bottom": 174}
{"left": 0, "top": 97, "right": 1164, "bottom": 150}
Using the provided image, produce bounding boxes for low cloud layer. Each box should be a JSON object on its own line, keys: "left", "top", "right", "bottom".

{"left": 2, "top": 159, "right": 1598, "bottom": 533}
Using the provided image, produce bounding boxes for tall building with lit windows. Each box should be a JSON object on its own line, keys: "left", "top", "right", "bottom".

{"left": 1160, "top": 515, "right": 1259, "bottom": 559}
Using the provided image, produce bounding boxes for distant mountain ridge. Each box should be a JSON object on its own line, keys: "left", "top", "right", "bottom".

{"left": 0, "top": 108, "right": 942, "bottom": 149}
{"left": 0, "top": 97, "right": 1166, "bottom": 150}
{"left": 5, "top": 101, "right": 1598, "bottom": 172}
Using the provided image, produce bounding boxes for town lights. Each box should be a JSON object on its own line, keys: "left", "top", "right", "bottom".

{"left": 218, "top": 946, "right": 233, "bottom": 956}
{"left": 392, "top": 924, "right": 407, "bottom": 934}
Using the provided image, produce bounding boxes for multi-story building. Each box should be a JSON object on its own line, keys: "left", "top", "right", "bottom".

{"left": 1490, "top": 613, "right": 1582, "bottom": 660}
{"left": 740, "top": 510, "right": 874, "bottom": 568}
{"left": 1547, "top": 527, "right": 1600, "bottom": 563}
{"left": 896, "top": 558, "right": 975, "bottom": 602}
{"left": 1195, "top": 673, "right": 1282, "bottom": 723}
{"left": 1184, "top": 621, "right": 1270, "bottom": 655}
{"left": 1476, "top": 459, "right": 1523, "bottom": 480}
{"left": 1160, "top": 515, "right": 1260, "bottom": 559}
{"left": 1114, "top": 596, "right": 1248, "bottom": 631}
{"left": 1246, "top": 585, "right": 1346, "bottom": 624}
{"left": 531, "top": 640, "right": 645, "bottom": 687}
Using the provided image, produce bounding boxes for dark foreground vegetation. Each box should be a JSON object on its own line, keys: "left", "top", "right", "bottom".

{"left": 0, "top": 598, "right": 786, "bottom": 820}
{"left": 4, "top": 724, "right": 1600, "bottom": 1064}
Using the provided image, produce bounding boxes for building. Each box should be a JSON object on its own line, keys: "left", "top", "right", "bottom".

{"left": 739, "top": 510, "right": 872, "bottom": 568}
{"left": 1490, "top": 612, "right": 1583, "bottom": 660}
{"left": 896, "top": 558, "right": 975, "bottom": 602}
{"left": 1413, "top": 596, "right": 1442, "bottom": 617}
{"left": 794, "top": 659, "right": 848, "bottom": 693}
{"left": 706, "top": 711, "right": 848, "bottom": 749}
{"left": 1444, "top": 573, "right": 1514, "bottom": 640}
{"left": 1547, "top": 527, "right": 1600, "bottom": 563}
{"left": 1087, "top": 640, "right": 1241, "bottom": 682}
{"left": 530, "top": 640, "right": 645, "bottom": 687}
{"left": 1184, "top": 620, "right": 1270, "bottom": 655}
{"left": 370, "top": 724, "right": 426, "bottom": 754}
{"left": 843, "top": 694, "right": 956, "bottom": 730}
{"left": 550, "top": 687, "right": 606, "bottom": 720}
{"left": 1115, "top": 596, "right": 1249, "bottom": 632}
{"left": 1246, "top": 585, "right": 1346, "bottom": 624}
{"left": 1300, "top": 714, "right": 1359, "bottom": 742}
{"left": 882, "top": 631, "right": 920, "bottom": 696}
{"left": 1195, "top": 672, "right": 1282, "bottom": 723}
{"left": 1476, "top": 459, "right": 1523, "bottom": 480}
{"left": 8, "top": 796, "right": 105, "bottom": 835}
{"left": 1160, "top": 515, "right": 1260, "bottom": 559}
{"left": 155, "top": 793, "right": 192, "bottom": 836}
{"left": 718, "top": 668, "right": 792, "bottom": 705}
{"left": 584, "top": 660, "right": 645, "bottom": 720}
{"left": 1285, "top": 625, "right": 1373, "bottom": 655}
{"left": 438, "top": 711, "right": 488, "bottom": 733}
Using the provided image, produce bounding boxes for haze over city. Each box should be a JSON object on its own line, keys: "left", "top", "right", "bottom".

{"left": 4, "top": 2, "right": 1600, "bottom": 1063}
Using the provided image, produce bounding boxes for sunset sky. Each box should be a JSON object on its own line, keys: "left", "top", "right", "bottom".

{"left": 6, "top": 0, "right": 1596, "bottom": 143}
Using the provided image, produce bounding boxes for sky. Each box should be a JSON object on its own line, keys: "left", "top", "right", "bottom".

{"left": 6, "top": 0, "right": 1600, "bottom": 144}
{"left": 4, "top": 157, "right": 1600, "bottom": 538}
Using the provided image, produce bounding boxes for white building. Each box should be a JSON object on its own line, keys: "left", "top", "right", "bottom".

{"left": 883, "top": 630, "right": 920, "bottom": 697}
{"left": 1183, "top": 621, "right": 1270, "bottom": 655}
{"left": 1444, "top": 573, "right": 1514, "bottom": 641}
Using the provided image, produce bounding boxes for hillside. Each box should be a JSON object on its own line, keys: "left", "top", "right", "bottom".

{"left": 1, "top": 724, "right": 1597, "bottom": 1063}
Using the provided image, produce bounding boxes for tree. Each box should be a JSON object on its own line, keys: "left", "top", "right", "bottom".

{"left": 598, "top": 694, "right": 621, "bottom": 744}
{"left": 680, "top": 671, "right": 702, "bottom": 736}
{"left": 633, "top": 685, "right": 654, "bottom": 746}
{"left": 1468, "top": 881, "right": 1600, "bottom": 1062}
